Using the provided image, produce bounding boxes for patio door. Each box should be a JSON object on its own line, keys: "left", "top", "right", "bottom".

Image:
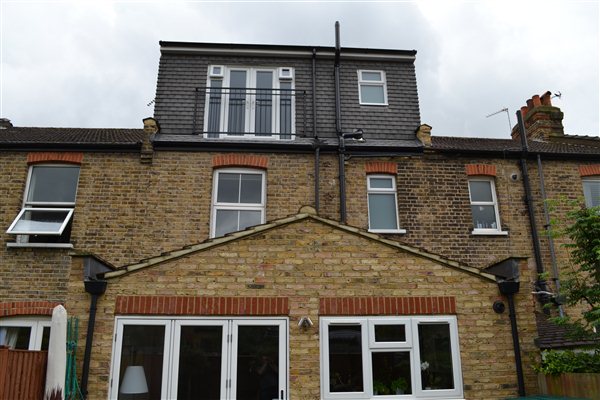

{"left": 110, "top": 318, "right": 288, "bottom": 400}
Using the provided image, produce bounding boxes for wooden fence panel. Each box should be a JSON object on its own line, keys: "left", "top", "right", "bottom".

{"left": 0, "top": 347, "right": 47, "bottom": 400}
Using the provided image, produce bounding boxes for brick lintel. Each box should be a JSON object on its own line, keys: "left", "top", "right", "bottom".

{"left": 212, "top": 154, "right": 269, "bottom": 169}
{"left": 0, "top": 301, "right": 61, "bottom": 317}
{"left": 465, "top": 164, "right": 496, "bottom": 177}
{"left": 365, "top": 161, "right": 397, "bottom": 175}
{"left": 27, "top": 152, "right": 84, "bottom": 165}
{"left": 319, "top": 296, "right": 456, "bottom": 315}
{"left": 115, "top": 295, "right": 289, "bottom": 316}
{"left": 579, "top": 164, "right": 600, "bottom": 177}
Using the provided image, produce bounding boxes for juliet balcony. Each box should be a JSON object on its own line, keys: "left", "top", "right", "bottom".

{"left": 193, "top": 87, "right": 308, "bottom": 139}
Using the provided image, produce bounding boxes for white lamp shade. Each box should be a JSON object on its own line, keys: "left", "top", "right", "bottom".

{"left": 120, "top": 366, "right": 149, "bottom": 394}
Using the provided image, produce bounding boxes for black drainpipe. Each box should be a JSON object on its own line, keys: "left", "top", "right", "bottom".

{"left": 312, "top": 48, "right": 320, "bottom": 213}
{"left": 80, "top": 279, "right": 108, "bottom": 399}
{"left": 484, "top": 258, "right": 526, "bottom": 396}
{"left": 334, "top": 21, "right": 347, "bottom": 223}
{"left": 516, "top": 111, "right": 548, "bottom": 298}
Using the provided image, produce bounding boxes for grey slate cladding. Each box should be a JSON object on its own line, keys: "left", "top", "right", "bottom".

{"left": 153, "top": 45, "right": 422, "bottom": 142}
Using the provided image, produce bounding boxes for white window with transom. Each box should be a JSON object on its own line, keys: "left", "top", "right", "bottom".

{"left": 211, "top": 168, "right": 266, "bottom": 238}
{"left": 358, "top": 70, "right": 388, "bottom": 106}
{"left": 367, "top": 175, "right": 404, "bottom": 233}
{"left": 320, "top": 316, "right": 463, "bottom": 399}
{"left": 204, "top": 66, "right": 295, "bottom": 139}
{"left": 0, "top": 317, "right": 51, "bottom": 350}
{"left": 468, "top": 177, "right": 506, "bottom": 235}
{"left": 6, "top": 164, "right": 80, "bottom": 247}
{"left": 582, "top": 177, "right": 600, "bottom": 208}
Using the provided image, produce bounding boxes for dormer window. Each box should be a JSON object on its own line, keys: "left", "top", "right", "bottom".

{"left": 358, "top": 70, "right": 388, "bottom": 105}
{"left": 204, "top": 66, "right": 295, "bottom": 140}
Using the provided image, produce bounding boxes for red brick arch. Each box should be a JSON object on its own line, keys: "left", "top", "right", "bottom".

{"left": 0, "top": 301, "right": 61, "bottom": 317}
{"left": 579, "top": 165, "right": 600, "bottom": 177}
{"left": 27, "top": 152, "right": 83, "bottom": 165}
{"left": 465, "top": 164, "right": 497, "bottom": 177}
{"left": 212, "top": 154, "right": 269, "bottom": 169}
{"left": 365, "top": 161, "right": 397, "bottom": 175}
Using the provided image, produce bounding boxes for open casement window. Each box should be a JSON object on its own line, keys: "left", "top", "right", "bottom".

{"left": 109, "top": 317, "right": 288, "bottom": 400}
{"left": 367, "top": 175, "right": 404, "bottom": 233}
{"left": 211, "top": 169, "right": 266, "bottom": 238}
{"left": 358, "top": 70, "right": 388, "bottom": 106}
{"left": 583, "top": 178, "right": 600, "bottom": 208}
{"left": 0, "top": 317, "right": 51, "bottom": 350}
{"left": 6, "top": 164, "right": 80, "bottom": 245}
{"left": 468, "top": 177, "right": 505, "bottom": 235}
{"left": 320, "top": 316, "right": 463, "bottom": 399}
{"left": 204, "top": 66, "right": 295, "bottom": 139}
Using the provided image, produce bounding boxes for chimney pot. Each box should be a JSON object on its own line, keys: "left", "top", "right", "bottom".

{"left": 541, "top": 91, "right": 552, "bottom": 106}
{"left": 532, "top": 95, "right": 541, "bottom": 107}
{"left": 520, "top": 106, "right": 529, "bottom": 118}
{"left": 526, "top": 98, "right": 534, "bottom": 109}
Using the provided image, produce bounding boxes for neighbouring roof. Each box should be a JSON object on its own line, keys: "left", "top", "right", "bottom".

{"left": 103, "top": 206, "right": 496, "bottom": 282}
{"left": 534, "top": 312, "right": 597, "bottom": 349}
{"left": 0, "top": 126, "right": 146, "bottom": 150}
{"left": 432, "top": 135, "right": 600, "bottom": 157}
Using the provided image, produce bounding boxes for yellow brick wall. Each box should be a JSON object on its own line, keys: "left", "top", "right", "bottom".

{"left": 66, "top": 219, "right": 538, "bottom": 400}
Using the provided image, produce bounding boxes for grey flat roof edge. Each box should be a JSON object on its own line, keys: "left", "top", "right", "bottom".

{"left": 159, "top": 41, "right": 417, "bottom": 60}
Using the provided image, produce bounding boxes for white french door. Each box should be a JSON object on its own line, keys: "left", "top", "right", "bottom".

{"left": 205, "top": 67, "right": 294, "bottom": 139}
{"left": 109, "top": 317, "right": 288, "bottom": 400}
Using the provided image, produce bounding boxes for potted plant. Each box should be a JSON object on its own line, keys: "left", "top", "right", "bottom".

{"left": 390, "top": 377, "right": 408, "bottom": 394}
{"left": 373, "top": 380, "right": 389, "bottom": 395}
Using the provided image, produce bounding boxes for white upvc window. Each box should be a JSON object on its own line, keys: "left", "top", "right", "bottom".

{"left": 211, "top": 168, "right": 266, "bottom": 238}
{"left": 6, "top": 164, "right": 80, "bottom": 247}
{"left": 109, "top": 317, "right": 288, "bottom": 400}
{"left": 367, "top": 175, "right": 404, "bottom": 233}
{"left": 204, "top": 65, "right": 295, "bottom": 139}
{"left": 582, "top": 177, "right": 600, "bottom": 208}
{"left": 358, "top": 70, "right": 388, "bottom": 106}
{"left": 0, "top": 317, "right": 51, "bottom": 350}
{"left": 320, "top": 316, "right": 463, "bottom": 399}
{"left": 468, "top": 177, "right": 506, "bottom": 235}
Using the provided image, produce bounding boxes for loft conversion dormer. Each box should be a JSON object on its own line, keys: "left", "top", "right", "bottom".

{"left": 152, "top": 41, "right": 422, "bottom": 150}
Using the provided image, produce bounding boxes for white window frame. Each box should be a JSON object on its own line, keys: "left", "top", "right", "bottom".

{"left": 358, "top": 70, "right": 388, "bottom": 106}
{"left": 468, "top": 177, "right": 507, "bottom": 235}
{"left": 0, "top": 317, "right": 51, "bottom": 350}
{"left": 320, "top": 316, "right": 463, "bottom": 400}
{"left": 582, "top": 177, "right": 600, "bottom": 208}
{"left": 203, "top": 65, "right": 296, "bottom": 140}
{"left": 109, "top": 316, "right": 288, "bottom": 400}
{"left": 210, "top": 168, "right": 266, "bottom": 238}
{"left": 6, "top": 164, "right": 80, "bottom": 247}
{"left": 367, "top": 175, "right": 405, "bottom": 234}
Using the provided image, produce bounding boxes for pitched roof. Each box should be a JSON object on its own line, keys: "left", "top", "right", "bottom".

{"left": 534, "top": 312, "right": 597, "bottom": 349}
{"left": 103, "top": 206, "right": 496, "bottom": 282}
{"left": 0, "top": 126, "right": 145, "bottom": 149}
{"left": 432, "top": 135, "right": 600, "bottom": 156}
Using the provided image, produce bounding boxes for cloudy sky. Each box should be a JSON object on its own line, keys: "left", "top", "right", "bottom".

{"left": 1, "top": 0, "right": 598, "bottom": 138}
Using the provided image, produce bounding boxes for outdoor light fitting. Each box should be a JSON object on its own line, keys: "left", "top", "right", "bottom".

{"left": 342, "top": 129, "right": 365, "bottom": 142}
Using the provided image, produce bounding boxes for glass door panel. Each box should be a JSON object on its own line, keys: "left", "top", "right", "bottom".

{"left": 227, "top": 70, "right": 248, "bottom": 135}
{"left": 171, "top": 322, "right": 228, "bottom": 400}
{"left": 254, "top": 71, "right": 273, "bottom": 135}
{"left": 117, "top": 324, "right": 167, "bottom": 400}
{"left": 231, "top": 320, "right": 286, "bottom": 400}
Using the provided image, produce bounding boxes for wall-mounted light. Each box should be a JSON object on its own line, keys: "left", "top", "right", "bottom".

{"left": 342, "top": 129, "right": 365, "bottom": 142}
{"left": 298, "top": 316, "right": 314, "bottom": 329}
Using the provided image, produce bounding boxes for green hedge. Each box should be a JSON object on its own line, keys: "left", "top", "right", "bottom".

{"left": 535, "top": 350, "right": 600, "bottom": 375}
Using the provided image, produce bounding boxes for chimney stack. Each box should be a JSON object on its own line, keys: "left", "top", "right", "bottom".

{"left": 511, "top": 91, "right": 564, "bottom": 141}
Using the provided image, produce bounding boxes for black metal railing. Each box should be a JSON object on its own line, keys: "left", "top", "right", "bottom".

{"left": 193, "top": 87, "right": 307, "bottom": 138}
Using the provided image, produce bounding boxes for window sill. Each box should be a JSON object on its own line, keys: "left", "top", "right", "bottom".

{"left": 471, "top": 230, "right": 508, "bottom": 236}
{"left": 7, "top": 242, "right": 74, "bottom": 249}
{"left": 369, "top": 229, "right": 407, "bottom": 234}
{"left": 359, "top": 102, "right": 388, "bottom": 106}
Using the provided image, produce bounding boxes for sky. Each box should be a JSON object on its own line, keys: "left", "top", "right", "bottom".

{"left": 0, "top": 0, "right": 598, "bottom": 138}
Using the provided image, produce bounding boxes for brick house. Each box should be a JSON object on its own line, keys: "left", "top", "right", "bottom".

{"left": 0, "top": 39, "right": 599, "bottom": 399}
